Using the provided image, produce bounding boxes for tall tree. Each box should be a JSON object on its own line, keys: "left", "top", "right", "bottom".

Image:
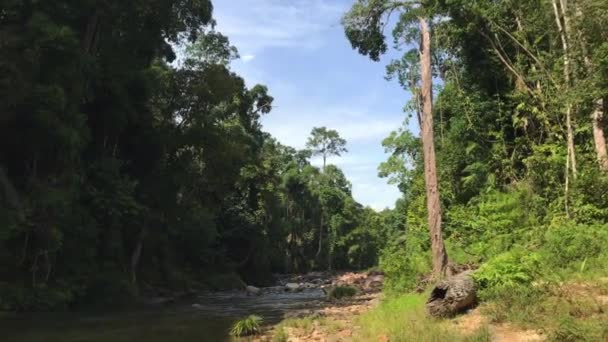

{"left": 306, "top": 127, "right": 348, "bottom": 170}
{"left": 418, "top": 17, "right": 448, "bottom": 277}
{"left": 305, "top": 127, "right": 347, "bottom": 264}
{"left": 343, "top": 0, "right": 449, "bottom": 277}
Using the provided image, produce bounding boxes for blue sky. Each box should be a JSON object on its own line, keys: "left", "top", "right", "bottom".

{"left": 214, "top": 0, "right": 415, "bottom": 210}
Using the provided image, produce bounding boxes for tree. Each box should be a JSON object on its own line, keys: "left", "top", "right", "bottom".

{"left": 306, "top": 127, "right": 348, "bottom": 170}
{"left": 305, "top": 127, "right": 347, "bottom": 265}
{"left": 343, "top": 0, "right": 449, "bottom": 277}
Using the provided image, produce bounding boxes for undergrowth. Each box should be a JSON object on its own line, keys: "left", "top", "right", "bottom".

{"left": 327, "top": 285, "right": 357, "bottom": 300}
{"left": 355, "top": 294, "right": 489, "bottom": 342}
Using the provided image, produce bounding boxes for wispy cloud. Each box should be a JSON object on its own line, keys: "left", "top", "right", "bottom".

{"left": 214, "top": 0, "right": 347, "bottom": 55}
{"left": 241, "top": 54, "right": 256, "bottom": 63}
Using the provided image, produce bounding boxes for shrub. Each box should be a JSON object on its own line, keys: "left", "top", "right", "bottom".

{"left": 479, "top": 284, "right": 548, "bottom": 324}
{"left": 230, "top": 315, "right": 263, "bottom": 337}
{"left": 473, "top": 248, "right": 540, "bottom": 292}
{"left": 543, "top": 221, "right": 608, "bottom": 268}
{"left": 327, "top": 285, "right": 357, "bottom": 300}
{"left": 379, "top": 242, "right": 430, "bottom": 293}
{"left": 0, "top": 284, "right": 75, "bottom": 311}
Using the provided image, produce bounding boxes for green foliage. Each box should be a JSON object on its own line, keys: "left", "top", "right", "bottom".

{"left": 306, "top": 127, "right": 348, "bottom": 168}
{"left": 549, "top": 316, "right": 607, "bottom": 342}
{"left": 479, "top": 284, "right": 548, "bottom": 324}
{"left": 543, "top": 221, "right": 608, "bottom": 268}
{"left": 473, "top": 249, "right": 541, "bottom": 293}
{"left": 0, "top": 284, "right": 75, "bottom": 311}
{"left": 0, "top": 0, "right": 385, "bottom": 311}
{"left": 271, "top": 328, "right": 289, "bottom": 342}
{"left": 230, "top": 315, "right": 263, "bottom": 337}
{"left": 327, "top": 286, "right": 357, "bottom": 300}
{"left": 379, "top": 240, "right": 430, "bottom": 293}
{"left": 447, "top": 184, "right": 544, "bottom": 259}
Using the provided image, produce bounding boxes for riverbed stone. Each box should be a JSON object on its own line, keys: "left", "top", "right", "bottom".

{"left": 246, "top": 285, "right": 261, "bottom": 296}
{"left": 285, "top": 283, "right": 301, "bottom": 291}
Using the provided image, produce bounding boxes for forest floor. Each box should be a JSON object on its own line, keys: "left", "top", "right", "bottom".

{"left": 254, "top": 274, "right": 608, "bottom": 342}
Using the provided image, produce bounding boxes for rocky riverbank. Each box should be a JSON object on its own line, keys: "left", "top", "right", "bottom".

{"left": 242, "top": 270, "right": 385, "bottom": 342}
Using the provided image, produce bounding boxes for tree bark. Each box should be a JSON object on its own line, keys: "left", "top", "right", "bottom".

{"left": 552, "top": 0, "right": 578, "bottom": 179}
{"left": 419, "top": 17, "right": 448, "bottom": 278}
{"left": 593, "top": 99, "right": 608, "bottom": 171}
{"left": 130, "top": 227, "right": 146, "bottom": 284}
{"left": 316, "top": 215, "right": 323, "bottom": 258}
{"left": 573, "top": 4, "right": 608, "bottom": 172}
{"left": 426, "top": 270, "right": 477, "bottom": 317}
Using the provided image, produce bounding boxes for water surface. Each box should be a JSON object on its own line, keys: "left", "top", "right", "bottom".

{"left": 1, "top": 288, "right": 326, "bottom": 342}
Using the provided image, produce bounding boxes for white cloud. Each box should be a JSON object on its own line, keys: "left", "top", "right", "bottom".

{"left": 214, "top": 0, "right": 347, "bottom": 54}
{"left": 241, "top": 54, "right": 256, "bottom": 63}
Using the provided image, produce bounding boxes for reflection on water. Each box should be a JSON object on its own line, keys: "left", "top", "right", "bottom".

{"left": 0, "top": 288, "right": 326, "bottom": 342}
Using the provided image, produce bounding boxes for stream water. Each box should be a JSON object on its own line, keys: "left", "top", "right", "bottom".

{"left": 1, "top": 288, "right": 326, "bottom": 342}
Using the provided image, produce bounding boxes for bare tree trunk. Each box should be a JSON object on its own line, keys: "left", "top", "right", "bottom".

{"left": 553, "top": 0, "right": 577, "bottom": 216}
{"left": 593, "top": 99, "right": 608, "bottom": 171}
{"left": 419, "top": 17, "right": 448, "bottom": 278}
{"left": 316, "top": 215, "right": 323, "bottom": 258}
{"left": 560, "top": 0, "right": 578, "bottom": 178}
{"left": 573, "top": 4, "right": 608, "bottom": 172}
{"left": 566, "top": 107, "right": 577, "bottom": 177}
{"left": 130, "top": 227, "right": 146, "bottom": 284}
{"left": 82, "top": 9, "right": 100, "bottom": 53}
{"left": 552, "top": 0, "right": 578, "bottom": 179}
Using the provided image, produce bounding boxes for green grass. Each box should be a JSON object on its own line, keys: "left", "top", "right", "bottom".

{"left": 354, "top": 294, "right": 488, "bottom": 342}
{"left": 327, "top": 285, "right": 357, "bottom": 300}
{"left": 479, "top": 278, "right": 608, "bottom": 340}
{"left": 271, "top": 327, "right": 288, "bottom": 342}
{"left": 280, "top": 316, "right": 316, "bottom": 333}
{"left": 230, "top": 315, "right": 263, "bottom": 337}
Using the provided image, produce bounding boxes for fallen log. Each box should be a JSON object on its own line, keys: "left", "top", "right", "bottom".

{"left": 426, "top": 270, "right": 476, "bottom": 318}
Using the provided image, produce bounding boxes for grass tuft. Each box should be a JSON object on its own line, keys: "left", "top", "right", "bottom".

{"left": 327, "top": 286, "right": 358, "bottom": 300}
{"left": 230, "top": 314, "right": 263, "bottom": 337}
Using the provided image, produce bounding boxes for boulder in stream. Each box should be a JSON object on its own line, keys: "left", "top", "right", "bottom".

{"left": 285, "top": 283, "right": 302, "bottom": 292}
{"left": 246, "top": 285, "right": 261, "bottom": 296}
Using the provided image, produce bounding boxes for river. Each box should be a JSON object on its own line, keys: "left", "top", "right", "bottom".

{"left": 0, "top": 288, "right": 327, "bottom": 342}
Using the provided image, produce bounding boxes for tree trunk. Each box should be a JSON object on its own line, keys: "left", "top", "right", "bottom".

{"left": 593, "top": 99, "right": 608, "bottom": 171}
{"left": 316, "top": 215, "right": 323, "bottom": 258}
{"left": 552, "top": 0, "right": 578, "bottom": 179}
{"left": 82, "top": 9, "right": 100, "bottom": 53}
{"left": 419, "top": 17, "right": 448, "bottom": 278}
{"left": 130, "top": 227, "right": 146, "bottom": 284}
{"left": 574, "top": 4, "right": 608, "bottom": 172}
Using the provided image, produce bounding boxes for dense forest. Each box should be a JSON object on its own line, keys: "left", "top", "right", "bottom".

{"left": 343, "top": 0, "right": 608, "bottom": 290}
{"left": 1, "top": 3, "right": 608, "bottom": 338}
{"left": 0, "top": 1, "right": 393, "bottom": 311}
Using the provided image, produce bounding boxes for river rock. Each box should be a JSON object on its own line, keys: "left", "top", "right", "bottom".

{"left": 246, "top": 285, "right": 261, "bottom": 296}
{"left": 364, "top": 275, "right": 384, "bottom": 291}
{"left": 144, "top": 296, "right": 175, "bottom": 306}
{"left": 285, "top": 283, "right": 301, "bottom": 292}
